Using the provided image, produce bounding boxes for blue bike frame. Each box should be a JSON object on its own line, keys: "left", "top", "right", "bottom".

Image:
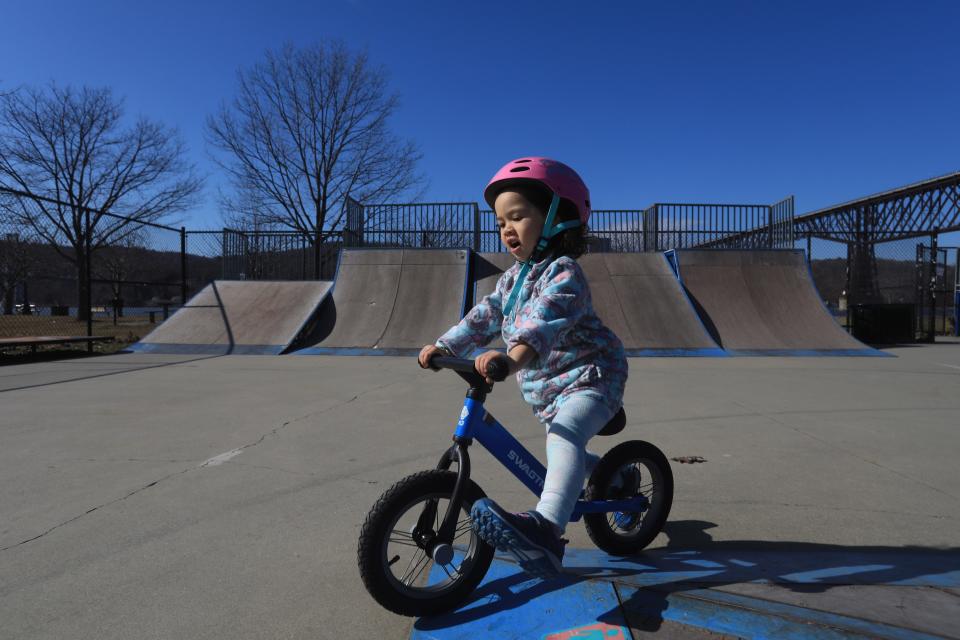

{"left": 453, "top": 395, "right": 649, "bottom": 520}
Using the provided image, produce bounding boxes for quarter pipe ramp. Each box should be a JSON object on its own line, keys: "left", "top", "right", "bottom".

{"left": 130, "top": 280, "right": 332, "bottom": 355}
{"left": 295, "top": 249, "right": 470, "bottom": 355}
{"left": 673, "top": 249, "right": 880, "bottom": 355}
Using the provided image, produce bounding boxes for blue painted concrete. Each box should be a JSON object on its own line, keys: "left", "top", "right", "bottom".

{"left": 409, "top": 548, "right": 957, "bottom": 640}
{"left": 411, "top": 557, "right": 628, "bottom": 640}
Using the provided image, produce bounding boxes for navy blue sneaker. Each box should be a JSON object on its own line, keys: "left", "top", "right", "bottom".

{"left": 470, "top": 498, "right": 567, "bottom": 579}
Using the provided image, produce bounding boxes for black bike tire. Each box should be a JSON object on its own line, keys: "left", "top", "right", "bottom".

{"left": 583, "top": 441, "right": 674, "bottom": 555}
{"left": 357, "top": 469, "right": 494, "bottom": 617}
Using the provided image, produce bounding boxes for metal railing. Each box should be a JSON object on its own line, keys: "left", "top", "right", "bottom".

{"left": 344, "top": 197, "right": 792, "bottom": 253}
{"left": 345, "top": 202, "right": 480, "bottom": 250}
{"left": 645, "top": 197, "right": 795, "bottom": 251}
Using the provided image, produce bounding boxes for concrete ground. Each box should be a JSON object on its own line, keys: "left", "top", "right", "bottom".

{"left": 1, "top": 344, "right": 958, "bottom": 639}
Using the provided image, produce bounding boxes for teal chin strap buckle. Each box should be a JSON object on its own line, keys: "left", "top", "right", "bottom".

{"left": 502, "top": 193, "right": 581, "bottom": 319}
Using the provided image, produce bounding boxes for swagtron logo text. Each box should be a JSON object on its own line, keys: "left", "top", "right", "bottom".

{"left": 508, "top": 450, "right": 544, "bottom": 489}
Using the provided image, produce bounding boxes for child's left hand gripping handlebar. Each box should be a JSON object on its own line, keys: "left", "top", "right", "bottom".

{"left": 428, "top": 354, "right": 510, "bottom": 384}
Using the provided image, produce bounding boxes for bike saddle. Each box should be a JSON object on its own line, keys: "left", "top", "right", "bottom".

{"left": 597, "top": 407, "right": 626, "bottom": 436}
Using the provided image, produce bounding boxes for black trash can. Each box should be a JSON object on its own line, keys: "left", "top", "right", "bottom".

{"left": 851, "top": 303, "right": 916, "bottom": 344}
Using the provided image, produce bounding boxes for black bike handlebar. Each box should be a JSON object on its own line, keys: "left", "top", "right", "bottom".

{"left": 430, "top": 354, "right": 510, "bottom": 383}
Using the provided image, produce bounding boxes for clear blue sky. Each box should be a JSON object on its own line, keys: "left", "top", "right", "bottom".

{"left": 2, "top": 0, "right": 958, "bottom": 240}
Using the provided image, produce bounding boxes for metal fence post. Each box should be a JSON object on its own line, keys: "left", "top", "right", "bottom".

{"left": 845, "top": 242, "right": 853, "bottom": 332}
{"left": 314, "top": 225, "right": 321, "bottom": 280}
{"left": 180, "top": 227, "right": 188, "bottom": 305}
{"left": 930, "top": 233, "right": 939, "bottom": 338}
{"left": 473, "top": 204, "right": 481, "bottom": 252}
{"left": 85, "top": 205, "right": 92, "bottom": 347}
{"left": 768, "top": 206, "right": 775, "bottom": 249}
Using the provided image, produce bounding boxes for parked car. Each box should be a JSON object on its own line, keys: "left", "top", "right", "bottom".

{"left": 14, "top": 303, "right": 38, "bottom": 314}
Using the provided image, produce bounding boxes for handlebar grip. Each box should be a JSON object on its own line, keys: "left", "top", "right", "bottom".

{"left": 426, "top": 354, "right": 510, "bottom": 383}
{"left": 486, "top": 355, "right": 510, "bottom": 382}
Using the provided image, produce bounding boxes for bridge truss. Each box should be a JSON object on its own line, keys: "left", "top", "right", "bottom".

{"left": 793, "top": 172, "right": 960, "bottom": 304}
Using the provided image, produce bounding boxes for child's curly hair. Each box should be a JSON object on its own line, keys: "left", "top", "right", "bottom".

{"left": 503, "top": 183, "right": 589, "bottom": 259}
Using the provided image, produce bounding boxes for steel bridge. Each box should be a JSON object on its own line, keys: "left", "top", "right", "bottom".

{"left": 794, "top": 172, "right": 960, "bottom": 304}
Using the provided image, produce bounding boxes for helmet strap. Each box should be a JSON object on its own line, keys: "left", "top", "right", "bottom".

{"left": 502, "top": 193, "right": 582, "bottom": 318}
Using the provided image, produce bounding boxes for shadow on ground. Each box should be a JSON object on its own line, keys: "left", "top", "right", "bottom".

{"left": 415, "top": 519, "right": 959, "bottom": 633}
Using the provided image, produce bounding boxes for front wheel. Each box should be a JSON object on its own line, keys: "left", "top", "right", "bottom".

{"left": 583, "top": 440, "right": 673, "bottom": 556}
{"left": 357, "top": 470, "right": 494, "bottom": 617}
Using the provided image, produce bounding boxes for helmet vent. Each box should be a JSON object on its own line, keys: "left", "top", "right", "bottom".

{"left": 515, "top": 159, "right": 532, "bottom": 163}
{"left": 509, "top": 166, "right": 530, "bottom": 173}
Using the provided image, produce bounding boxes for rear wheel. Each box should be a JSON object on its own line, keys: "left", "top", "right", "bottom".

{"left": 583, "top": 441, "right": 673, "bottom": 555}
{"left": 357, "top": 470, "right": 494, "bottom": 617}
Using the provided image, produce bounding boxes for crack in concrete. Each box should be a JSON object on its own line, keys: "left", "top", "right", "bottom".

{"left": 1, "top": 380, "right": 405, "bottom": 552}
{"left": 0, "top": 467, "right": 194, "bottom": 552}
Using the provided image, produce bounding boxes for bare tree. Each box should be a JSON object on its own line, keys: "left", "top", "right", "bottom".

{"left": 207, "top": 41, "right": 425, "bottom": 277}
{"left": 218, "top": 182, "right": 281, "bottom": 233}
{"left": 94, "top": 228, "right": 148, "bottom": 321}
{"left": 0, "top": 83, "right": 202, "bottom": 319}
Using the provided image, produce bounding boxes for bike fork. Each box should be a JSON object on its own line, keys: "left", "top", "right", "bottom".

{"left": 411, "top": 442, "right": 472, "bottom": 564}
{"left": 435, "top": 441, "right": 471, "bottom": 542}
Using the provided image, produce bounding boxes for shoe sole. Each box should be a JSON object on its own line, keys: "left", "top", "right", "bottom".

{"left": 470, "top": 500, "right": 562, "bottom": 580}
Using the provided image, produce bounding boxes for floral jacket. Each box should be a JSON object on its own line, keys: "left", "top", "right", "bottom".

{"left": 437, "top": 254, "right": 627, "bottom": 423}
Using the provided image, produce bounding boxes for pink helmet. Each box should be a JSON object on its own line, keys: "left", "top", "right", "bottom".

{"left": 483, "top": 157, "right": 591, "bottom": 225}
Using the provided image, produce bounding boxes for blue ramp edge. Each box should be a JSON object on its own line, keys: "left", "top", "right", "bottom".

{"left": 624, "top": 347, "right": 728, "bottom": 357}
{"left": 291, "top": 347, "right": 420, "bottom": 357}
{"left": 411, "top": 555, "right": 628, "bottom": 640}
{"left": 126, "top": 342, "right": 284, "bottom": 355}
{"left": 725, "top": 348, "right": 891, "bottom": 357}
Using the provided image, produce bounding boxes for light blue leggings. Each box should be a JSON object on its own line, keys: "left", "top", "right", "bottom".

{"left": 535, "top": 394, "right": 614, "bottom": 533}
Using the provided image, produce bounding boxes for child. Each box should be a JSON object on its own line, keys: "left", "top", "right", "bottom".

{"left": 418, "top": 157, "right": 628, "bottom": 578}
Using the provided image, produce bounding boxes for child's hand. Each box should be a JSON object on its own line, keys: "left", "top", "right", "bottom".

{"left": 475, "top": 350, "right": 511, "bottom": 384}
{"left": 418, "top": 344, "right": 443, "bottom": 370}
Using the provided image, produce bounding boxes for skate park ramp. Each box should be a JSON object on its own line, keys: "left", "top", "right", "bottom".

{"left": 130, "top": 280, "right": 332, "bottom": 355}
{"left": 472, "top": 252, "right": 724, "bottom": 355}
{"left": 295, "top": 248, "right": 470, "bottom": 355}
{"left": 674, "top": 249, "right": 882, "bottom": 355}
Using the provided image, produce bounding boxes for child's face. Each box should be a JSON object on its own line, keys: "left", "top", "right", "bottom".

{"left": 494, "top": 190, "right": 545, "bottom": 262}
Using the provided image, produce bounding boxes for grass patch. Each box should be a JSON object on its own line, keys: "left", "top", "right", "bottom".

{"left": 0, "top": 314, "right": 160, "bottom": 360}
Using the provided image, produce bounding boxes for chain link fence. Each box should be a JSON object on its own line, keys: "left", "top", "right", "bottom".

{"left": 796, "top": 235, "right": 848, "bottom": 326}
{"left": 1, "top": 184, "right": 348, "bottom": 353}
{"left": 798, "top": 232, "right": 957, "bottom": 339}
{"left": 0, "top": 187, "right": 186, "bottom": 349}
{"left": 917, "top": 243, "right": 957, "bottom": 338}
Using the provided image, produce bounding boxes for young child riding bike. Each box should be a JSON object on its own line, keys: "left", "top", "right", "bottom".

{"left": 418, "top": 157, "right": 629, "bottom": 578}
